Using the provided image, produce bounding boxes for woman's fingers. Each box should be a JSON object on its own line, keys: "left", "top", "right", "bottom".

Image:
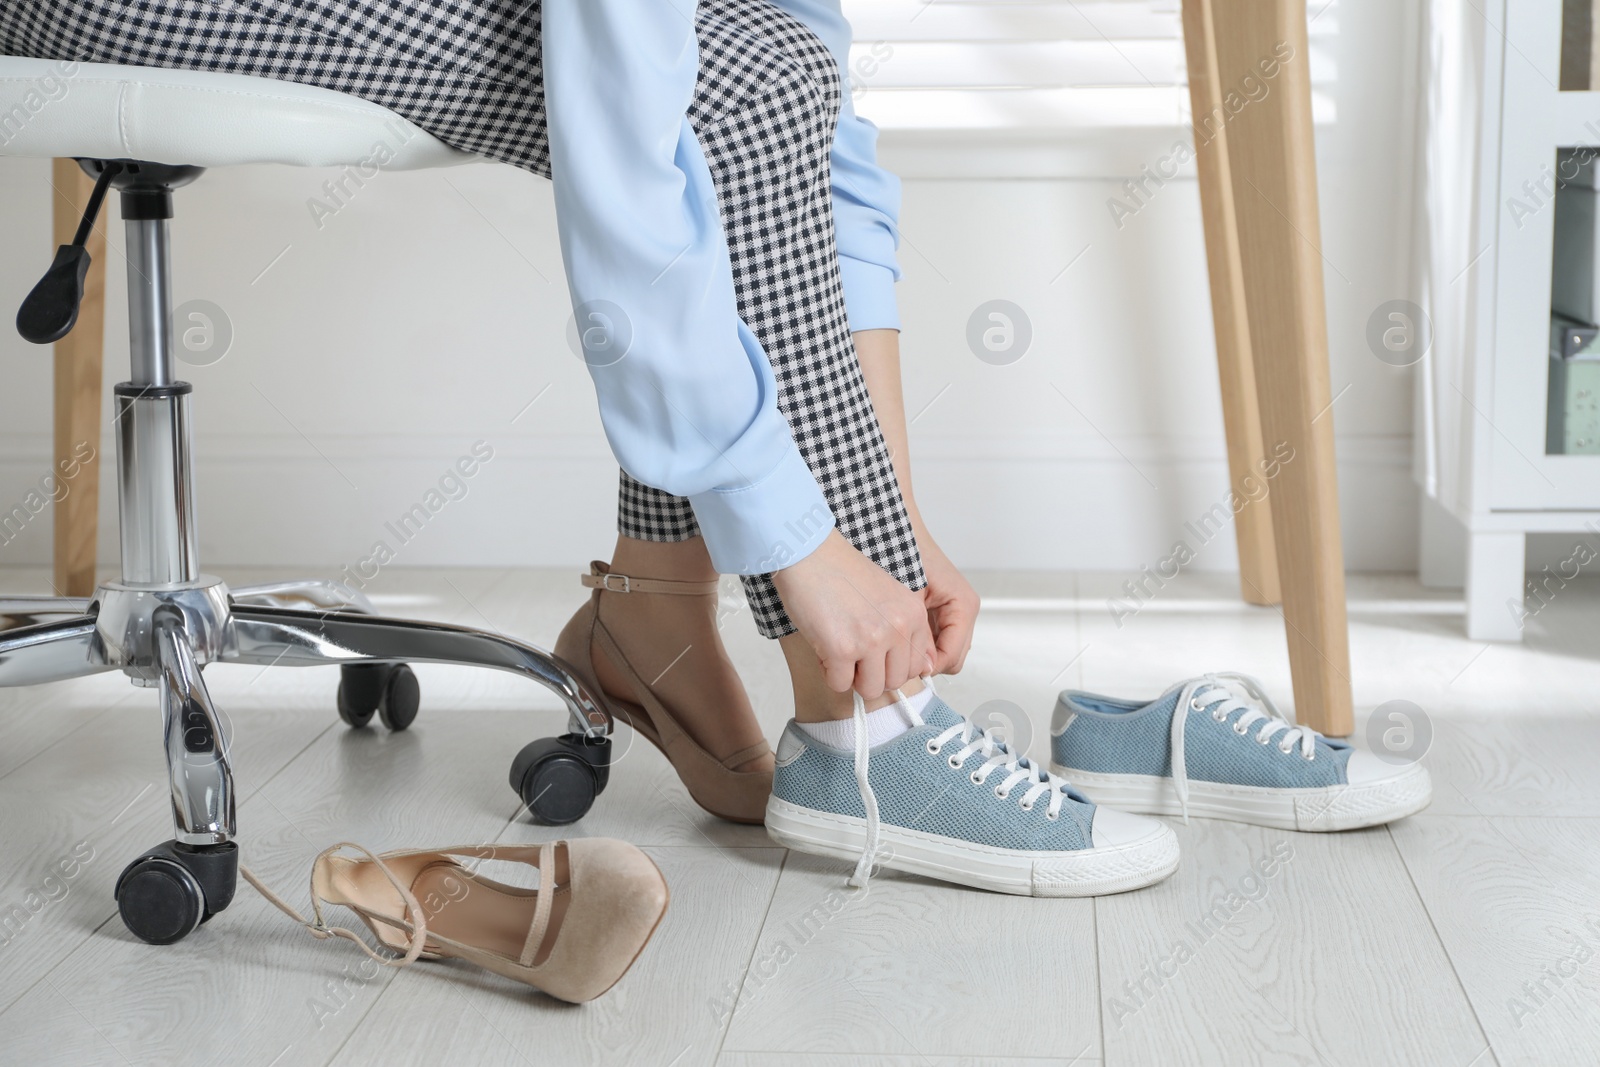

{"left": 819, "top": 649, "right": 858, "bottom": 695}
{"left": 930, "top": 601, "right": 975, "bottom": 675}
{"left": 881, "top": 640, "right": 912, "bottom": 696}
{"left": 914, "top": 544, "right": 980, "bottom": 677}
{"left": 913, "top": 611, "right": 939, "bottom": 677}
{"left": 853, "top": 644, "right": 887, "bottom": 701}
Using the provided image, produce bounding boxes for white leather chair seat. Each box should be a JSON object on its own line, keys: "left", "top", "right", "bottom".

{"left": 0, "top": 57, "right": 476, "bottom": 169}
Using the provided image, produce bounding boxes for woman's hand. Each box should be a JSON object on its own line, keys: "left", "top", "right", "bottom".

{"left": 773, "top": 530, "right": 937, "bottom": 698}
{"left": 914, "top": 526, "right": 979, "bottom": 676}
{"left": 843, "top": 329, "right": 978, "bottom": 680}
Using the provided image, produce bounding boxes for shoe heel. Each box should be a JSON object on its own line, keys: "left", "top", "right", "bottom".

{"left": 553, "top": 572, "right": 772, "bottom": 824}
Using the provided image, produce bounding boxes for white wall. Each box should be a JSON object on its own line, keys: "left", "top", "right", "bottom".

{"left": 0, "top": 0, "right": 1421, "bottom": 581}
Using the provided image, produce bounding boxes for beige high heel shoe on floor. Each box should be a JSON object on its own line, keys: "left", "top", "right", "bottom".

{"left": 554, "top": 561, "right": 773, "bottom": 824}
{"left": 244, "top": 838, "right": 669, "bottom": 1004}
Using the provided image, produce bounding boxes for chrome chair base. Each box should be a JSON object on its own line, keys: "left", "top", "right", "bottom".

{"left": 0, "top": 577, "right": 611, "bottom": 834}
{"left": 0, "top": 577, "right": 612, "bottom": 943}
{"left": 6, "top": 157, "right": 614, "bottom": 946}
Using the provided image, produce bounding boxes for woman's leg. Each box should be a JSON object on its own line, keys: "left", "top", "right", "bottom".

{"left": 611, "top": 0, "right": 926, "bottom": 678}
{"left": 586, "top": 534, "right": 771, "bottom": 774}
{"left": 561, "top": 0, "right": 929, "bottom": 780}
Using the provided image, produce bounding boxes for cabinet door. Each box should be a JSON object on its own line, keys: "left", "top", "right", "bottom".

{"left": 1489, "top": 2, "right": 1600, "bottom": 508}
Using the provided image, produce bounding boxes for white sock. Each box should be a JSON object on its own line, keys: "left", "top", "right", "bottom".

{"left": 798, "top": 686, "right": 936, "bottom": 749}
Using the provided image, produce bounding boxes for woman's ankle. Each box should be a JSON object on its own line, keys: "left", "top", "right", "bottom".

{"left": 609, "top": 534, "right": 717, "bottom": 583}
{"left": 580, "top": 543, "right": 770, "bottom": 772}
{"left": 796, "top": 677, "right": 925, "bottom": 721}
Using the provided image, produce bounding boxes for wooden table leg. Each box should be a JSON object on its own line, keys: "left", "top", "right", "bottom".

{"left": 51, "top": 158, "right": 105, "bottom": 597}
{"left": 1181, "top": 0, "right": 1282, "bottom": 608}
{"left": 1200, "top": 0, "right": 1354, "bottom": 735}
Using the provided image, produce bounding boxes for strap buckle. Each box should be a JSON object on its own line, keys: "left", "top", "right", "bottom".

{"left": 598, "top": 573, "right": 631, "bottom": 593}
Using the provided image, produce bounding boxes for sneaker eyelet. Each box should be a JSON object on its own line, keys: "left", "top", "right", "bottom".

{"left": 1303, "top": 750, "right": 1316, "bottom": 762}
{"left": 948, "top": 755, "right": 962, "bottom": 769}
{"left": 969, "top": 771, "right": 983, "bottom": 785}
{"left": 994, "top": 786, "right": 1009, "bottom": 799}
{"left": 1211, "top": 711, "right": 1226, "bottom": 723}
{"left": 1019, "top": 800, "right": 1034, "bottom": 812}
{"left": 1277, "top": 742, "right": 1293, "bottom": 755}
{"left": 1190, "top": 697, "right": 1205, "bottom": 711}
{"left": 1258, "top": 733, "right": 1274, "bottom": 745}
{"left": 1046, "top": 810, "right": 1060, "bottom": 820}
{"left": 926, "top": 741, "right": 941, "bottom": 755}
{"left": 1233, "top": 722, "right": 1249, "bottom": 735}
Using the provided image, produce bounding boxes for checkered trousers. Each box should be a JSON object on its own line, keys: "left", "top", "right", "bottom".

{"left": 1, "top": 0, "right": 925, "bottom": 638}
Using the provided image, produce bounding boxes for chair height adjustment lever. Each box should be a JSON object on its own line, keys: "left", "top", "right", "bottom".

{"left": 16, "top": 161, "right": 122, "bottom": 346}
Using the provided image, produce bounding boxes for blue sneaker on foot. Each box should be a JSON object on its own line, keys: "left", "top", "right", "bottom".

{"left": 1050, "top": 674, "right": 1431, "bottom": 831}
{"left": 766, "top": 692, "right": 1179, "bottom": 896}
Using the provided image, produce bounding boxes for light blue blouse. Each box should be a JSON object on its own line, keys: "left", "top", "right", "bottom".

{"left": 542, "top": 0, "right": 901, "bottom": 576}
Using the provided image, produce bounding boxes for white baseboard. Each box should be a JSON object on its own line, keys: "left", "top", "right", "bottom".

{"left": 0, "top": 431, "right": 1417, "bottom": 574}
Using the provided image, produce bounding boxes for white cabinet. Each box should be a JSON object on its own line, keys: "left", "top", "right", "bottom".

{"left": 1419, "top": 0, "right": 1600, "bottom": 638}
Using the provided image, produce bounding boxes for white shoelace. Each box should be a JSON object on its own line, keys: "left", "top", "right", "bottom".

{"left": 847, "top": 688, "right": 884, "bottom": 889}
{"left": 847, "top": 678, "right": 1074, "bottom": 890}
{"left": 1169, "top": 672, "right": 1323, "bottom": 823}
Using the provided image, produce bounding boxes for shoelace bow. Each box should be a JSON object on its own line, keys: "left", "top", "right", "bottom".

{"left": 847, "top": 678, "right": 1074, "bottom": 890}
{"left": 1169, "top": 672, "right": 1323, "bottom": 823}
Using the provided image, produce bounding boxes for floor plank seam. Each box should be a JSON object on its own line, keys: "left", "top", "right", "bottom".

{"left": 1385, "top": 824, "right": 1505, "bottom": 1067}
{"left": 0, "top": 869, "right": 158, "bottom": 1032}
{"left": 1412, "top": 812, "right": 1600, "bottom": 820}
{"left": 1089, "top": 896, "right": 1107, "bottom": 1067}
{"left": 717, "top": 1057, "right": 1105, "bottom": 1065}
{"left": 712, "top": 847, "right": 790, "bottom": 1063}
{"left": 241, "top": 719, "right": 342, "bottom": 799}
{"left": 322, "top": 965, "right": 410, "bottom": 1067}
{"left": 0, "top": 692, "right": 133, "bottom": 787}
{"left": 634, "top": 845, "right": 786, "bottom": 852}
{"left": 0, "top": 786, "right": 172, "bottom": 1018}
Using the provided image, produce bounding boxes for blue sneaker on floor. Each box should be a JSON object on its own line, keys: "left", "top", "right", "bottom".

{"left": 1050, "top": 673, "right": 1431, "bottom": 831}
{"left": 766, "top": 693, "right": 1179, "bottom": 896}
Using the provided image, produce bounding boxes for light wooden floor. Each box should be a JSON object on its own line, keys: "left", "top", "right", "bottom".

{"left": 1, "top": 565, "right": 1597, "bottom": 1067}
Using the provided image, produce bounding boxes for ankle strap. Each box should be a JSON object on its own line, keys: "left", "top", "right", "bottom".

{"left": 240, "top": 843, "right": 428, "bottom": 969}
{"left": 582, "top": 561, "right": 718, "bottom": 596}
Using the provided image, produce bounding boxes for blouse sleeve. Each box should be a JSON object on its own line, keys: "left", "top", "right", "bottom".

{"left": 541, "top": 0, "right": 835, "bottom": 574}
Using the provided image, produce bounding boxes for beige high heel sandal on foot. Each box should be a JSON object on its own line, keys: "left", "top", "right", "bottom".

{"left": 554, "top": 561, "right": 773, "bottom": 824}
{"left": 243, "top": 838, "right": 669, "bottom": 1004}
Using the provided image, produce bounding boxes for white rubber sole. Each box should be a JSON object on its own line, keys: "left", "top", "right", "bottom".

{"left": 1051, "top": 762, "right": 1433, "bottom": 832}
{"left": 764, "top": 796, "right": 1180, "bottom": 897}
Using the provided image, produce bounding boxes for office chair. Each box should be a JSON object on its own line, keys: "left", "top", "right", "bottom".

{"left": 0, "top": 58, "right": 615, "bottom": 946}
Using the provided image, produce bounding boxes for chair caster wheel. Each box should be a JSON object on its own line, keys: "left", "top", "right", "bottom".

{"left": 338, "top": 663, "right": 418, "bottom": 730}
{"left": 114, "top": 841, "right": 237, "bottom": 946}
{"left": 510, "top": 734, "right": 611, "bottom": 825}
{"left": 377, "top": 664, "right": 419, "bottom": 730}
